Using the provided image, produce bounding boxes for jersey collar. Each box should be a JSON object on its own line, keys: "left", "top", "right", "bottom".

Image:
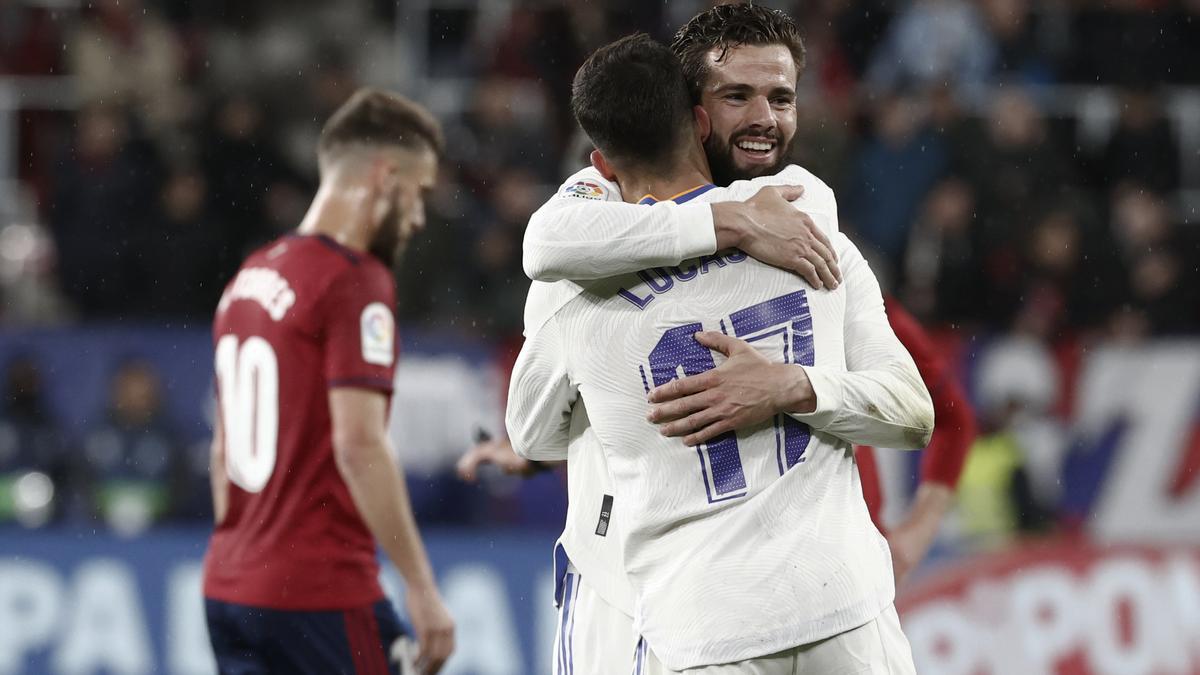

{"left": 637, "top": 183, "right": 717, "bottom": 205}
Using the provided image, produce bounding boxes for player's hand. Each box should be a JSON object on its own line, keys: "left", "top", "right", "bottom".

{"left": 713, "top": 186, "right": 841, "bottom": 290}
{"left": 647, "top": 331, "right": 815, "bottom": 446}
{"left": 455, "top": 437, "right": 539, "bottom": 482}
{"left": 406, "top": 586, "right": 455, "bottom": 674}
{"left": 885, "top": 483, "right": 954, "bottom": 587}
{"left": 886, "top": 526, "right": 926, "bottom": 587}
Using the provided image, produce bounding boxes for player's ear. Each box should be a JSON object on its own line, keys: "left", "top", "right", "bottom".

{"left": 590, "top": 150, "right": 618, "bottom": 182}
{"left": 694, "top": 106, "right": 711, "bottom": 144}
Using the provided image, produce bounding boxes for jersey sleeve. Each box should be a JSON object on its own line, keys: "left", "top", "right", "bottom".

{"left": 505, "top": 314, "right": 576, "bottom": 461}
{"left": 320, "top": 265, "right": 397, "bottom": 394}
{"left": 787, "top": 234, "right": 935, "bottom": 449}
{"left": 522, "top": 167, "right": 717, "bottom": 282}
{"left": 885, "top": 297, "right": 977, "bottom": 487}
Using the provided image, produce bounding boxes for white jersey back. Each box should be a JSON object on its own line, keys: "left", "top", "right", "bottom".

{"left": 527, "top": 168, "right": 895, "bottom": 669}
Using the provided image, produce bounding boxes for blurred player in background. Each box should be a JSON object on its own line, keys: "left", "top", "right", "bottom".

{"left": 204, "top": 88, "right": 455, "bottom": 675}
{"left": 508, "top": 32, "right": 930, "bottom": 674}
{"left": 857, "top": 297, "right": 976, "bottom": 583}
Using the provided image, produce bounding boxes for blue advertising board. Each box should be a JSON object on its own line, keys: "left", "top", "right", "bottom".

{"left": 0, "top": 527, "right": 560, "bottom": 675}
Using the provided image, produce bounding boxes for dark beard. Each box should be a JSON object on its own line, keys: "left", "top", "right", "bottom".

{"left": 704, "top": 131, "right": 793, "bottom": 186}
{"left": 367, "top": 203, "right": 404, "bottom": 268}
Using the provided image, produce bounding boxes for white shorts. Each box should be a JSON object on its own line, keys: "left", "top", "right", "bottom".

{"left": 636, "top": 605, "right": 916, "bottom": 675}
{"left": 553, "top": 566, "right": 640, "bottom": 675}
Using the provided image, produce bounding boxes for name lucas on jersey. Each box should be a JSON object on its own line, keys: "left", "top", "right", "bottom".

{"left": 618, "top": 249, "right": 747, "bottom": 310}
{"left": 218, "top": 267, "right": 297, "bottom": 321}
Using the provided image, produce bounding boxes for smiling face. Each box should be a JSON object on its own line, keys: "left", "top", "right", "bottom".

{"left": 698, "top": 43, "right": 798, "bottom": 185}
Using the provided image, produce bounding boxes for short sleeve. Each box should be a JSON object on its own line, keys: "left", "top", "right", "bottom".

{"left": 321, "top": 264, "right": 397, "bottom": 393}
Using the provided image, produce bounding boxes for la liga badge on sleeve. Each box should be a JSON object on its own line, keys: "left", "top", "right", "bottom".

{"left": 561, "top": 180, "right": 608, "bottom": 201}
{"left": 360, "top": 302, "right": 395, "bottom": 366}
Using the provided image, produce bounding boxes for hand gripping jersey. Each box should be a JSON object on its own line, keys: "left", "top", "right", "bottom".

{"left": 204, "top": 234, "right": 397, "bottom": 610}
{"left": 509, "top": 166, "right": 933, "bottom": 669}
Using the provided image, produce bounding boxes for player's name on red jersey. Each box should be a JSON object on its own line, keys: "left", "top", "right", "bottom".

{"left": 204, "top": 234, "right": 397, "bottom": 610}
{"left": 217, "top": 267, "right": 297, "bottom": 321}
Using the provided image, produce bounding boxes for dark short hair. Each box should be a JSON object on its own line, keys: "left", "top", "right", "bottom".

{"left": 670, "top": 3, "right": 806, "bottom": 100}
{"left": 571, "top": 33, "right": 693, "bottom": 172}
{"left": 318, "top": 88, "right": 444, "bottom": 161}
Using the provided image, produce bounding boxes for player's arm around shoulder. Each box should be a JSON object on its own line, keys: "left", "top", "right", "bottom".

{"left": 720, "top": 165, "right": 843, "bottom": 289}
{"left": 523, "top": 166, "right": 716, "bottom": 282}
{"left": 525, "top": 163, "right": 843, "bottom": 289}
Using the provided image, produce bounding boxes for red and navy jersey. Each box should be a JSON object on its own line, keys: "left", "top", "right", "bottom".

{"left": 204, "top": 233, "right": 397, "bottom": 610}
{"left": 858, "top": 297, "right": 976, "bottom": 534}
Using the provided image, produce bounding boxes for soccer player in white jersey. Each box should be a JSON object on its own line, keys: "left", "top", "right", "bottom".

{"left": 507, "top": 33, "right": 932, "bottom": 674}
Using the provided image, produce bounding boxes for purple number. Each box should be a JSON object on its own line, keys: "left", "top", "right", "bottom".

{"left": 648, "top": 323, "right": 747, "bottom": 501}
{"left": 728, "top": 291, "right": 815, "bottom": 472}
{"left": 644, "top": 291, "right": 815, "bottom": 504}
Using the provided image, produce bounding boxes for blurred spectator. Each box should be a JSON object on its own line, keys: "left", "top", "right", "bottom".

{"left": 951, "top": 89, "right": 1075, "bottom": 310}
{"left": 1013, "top": 206, "right": 1117, "bottom": 335}
{"left": 79, "top": 360, "right": 188, "bottom": 535}
{"left": 1067, "top": 1, "right": 1175, "bottom": 85}
{"left": 0, "top": 222, "right": 72, "bottom": 325}
{"left": 1106, "top": 185, "right": 1200, "bottom": 337}
{"left": 199, "top": 95, "right": 296, "bottom": 258}
{"left": 788, "top": 99, "right": 855, "bottom": 191}
{"left": 0, "top": 0, "right": 61, "bottom": 76}
{"left": 793, "top": 0, "right": 861, "bottom": 104}
{"left": 864, "top": 0, "right": 996, "bottom": 101}
{"left": 448, "top": 76, "right": 558, "bottom": 188}
{"left": 396, "top": 168, "right": 484, "bottom": 328}
{"left": 845, "top": 94, "right": 948, "bottom": 267}
{"left": 979, "top": 0, "right": 1059, "bottom": 84}
{"left": 960, "top": 88, "right": 1070, "bottom": 219}
{"left": 48, "top": 104, "right": 163, "bottom": 317}
{"left": 278, "top": 42, "right": 361, "bottom": 176}
{"left": 463, "top": 170, "right": 542, "bottom": 337}
{"left": 1091, "top": 87, "right": 1180, "bottom": 195}
{"left": 827, "top": 0, "right": 894, "bottom": 80}
{"left": 954, "top": 407, "right": 1052, "bottom": 548}
{"left": 143, "top": 167, "right": 228, "bottom": 318}
{"left": 1180, "top": 0, "right": 1200, "bottom": 84}
{"left": 901, "top": 177, "right": 986, "bottom": 326}
{"left": 0, "top": 357, "right": 71, "bottom": 527}
{"left": 956, "top": 335, "right": 1062, "bottom": 547}
{"left": 67, "top": 0, "right": 189, "bottom": 143}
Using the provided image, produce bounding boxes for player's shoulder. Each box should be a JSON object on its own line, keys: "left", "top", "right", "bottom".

{"left": 239, "top": 235, "right": 391, "bottom": 307}
{"left": 727, "top": 164, "right": 838, "bottom": 210}
{"left": 279, "top": 234, "right": 391, "bottom": 285}
{"left": 549, "top": 166, "right": 624, "bottom": 204}
{"left": 523, "top": 279, "right": 584, "bottom": 338}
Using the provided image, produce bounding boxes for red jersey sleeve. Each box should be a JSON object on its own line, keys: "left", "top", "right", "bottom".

{"left": 885, "top": 297, "right": 977, "bottom": 488}
{"left": 320, "top": 264, "right": 397, "bottom": 393}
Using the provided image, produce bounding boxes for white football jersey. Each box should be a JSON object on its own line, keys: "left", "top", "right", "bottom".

{"left": 512, "top": 165, "right": 933, "bottom": 669}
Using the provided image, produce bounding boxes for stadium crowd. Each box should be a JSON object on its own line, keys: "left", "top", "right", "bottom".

{"left": 0, "top": 0, "right": 1197, "bottom": 543}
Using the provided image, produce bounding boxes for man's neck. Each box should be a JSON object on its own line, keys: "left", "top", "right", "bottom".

{"left": 619, "top": 153, "right": 713, "bottom": 205}
{"left": 296, "top": 180, "right": 370, "bottom": 251}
